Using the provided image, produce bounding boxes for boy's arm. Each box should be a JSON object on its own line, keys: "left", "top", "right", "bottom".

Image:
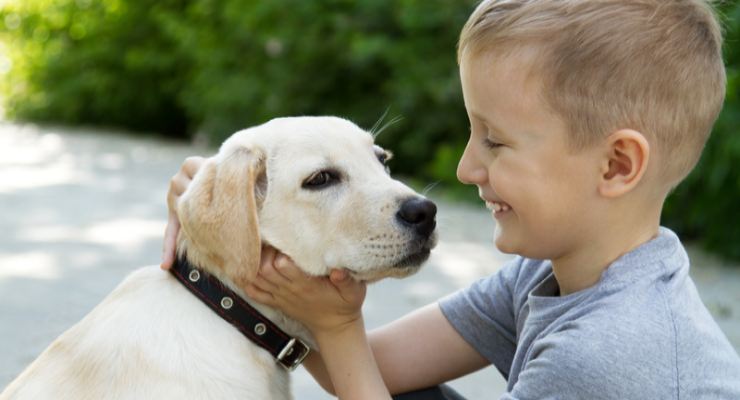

{"left": 293, "top": 297, "right": 488, "bottom": 395}
{"left": 311, "top": 317, "right": 391, "bottom": 399}
{"left": 369, "top": 303, "right": 489, "bottom": 394}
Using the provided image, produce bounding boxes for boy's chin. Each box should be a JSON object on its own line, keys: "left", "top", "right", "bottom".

{"left": 493, "top": 224, "right": 525, "bottom": 255}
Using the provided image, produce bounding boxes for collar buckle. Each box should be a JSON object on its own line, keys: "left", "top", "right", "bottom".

{"left": 276, "top": 338, "right": 310, "bottom": 371}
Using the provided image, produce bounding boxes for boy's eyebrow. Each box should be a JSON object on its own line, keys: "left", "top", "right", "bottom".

{"left": 471, "top": 111, "right": 508, "bottom": 137}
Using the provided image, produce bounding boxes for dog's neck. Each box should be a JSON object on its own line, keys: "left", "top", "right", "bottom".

{"left": 175, "top": 240, "right": 316, "bottom": 350}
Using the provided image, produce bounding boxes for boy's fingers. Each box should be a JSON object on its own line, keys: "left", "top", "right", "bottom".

{"left": 167, "top": 157, "right": 204, "bottom": 211}
{"left": 167, "top": 174, "right": 191, "bottom": 211}
{"left": 259, "top": 245, "right": 278, "bottom": 271}
{"left": 160, "top": 247, "right": 174, "bottom": 270}
{"left": 274, "top": 254, "right": 303, "bottom": 282}
{"left": 329, "top": 269, "right": 350, "bottom": 284}
{"left": 260, "top": 253, "right": 293, "bottom": 285}
{"left": 183, "top": 156, "right": 206, "bottom": 179}
{"left": 160, "top": 213, "right": 180, "bottom": 270}
{"left": 251, "top": 274, "right": 279, "bottom": 293}
{"left": 162, "top": 156, "right": 204, "bottom": 271}
{"left": 243, "top": 283, "right": 275, "bottom": 306}
{"left": 329, "top": 269, "right": 366, "bottom": 304}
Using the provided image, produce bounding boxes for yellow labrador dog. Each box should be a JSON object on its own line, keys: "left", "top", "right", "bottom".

{"left": 1, "top": 116, "right": 437, "bottom": 400}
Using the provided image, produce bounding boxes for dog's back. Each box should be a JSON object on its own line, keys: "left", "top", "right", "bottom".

{"left": 1, "top": 267, "right": 291, "bottom": 400}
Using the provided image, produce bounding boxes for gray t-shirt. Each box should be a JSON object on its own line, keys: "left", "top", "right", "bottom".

{"left": 439, "top": 227, "right": 740, "bottom": 399}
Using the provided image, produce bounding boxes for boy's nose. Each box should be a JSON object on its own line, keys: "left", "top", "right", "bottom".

{"left": 457, "top": 142, "right": 487, "bottom": 185}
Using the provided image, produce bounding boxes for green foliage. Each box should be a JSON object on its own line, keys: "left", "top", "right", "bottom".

{"left": 0, "top": 0, "right": 190, "bottom": 136}
{"left": 0, "top": 0, "right": 474, "bottom": 168}
{"left": 159, "top": 0, "right": 474, "bottom": 169}
{"left": 0, "top": 0, "right": 738, "bottom": 260}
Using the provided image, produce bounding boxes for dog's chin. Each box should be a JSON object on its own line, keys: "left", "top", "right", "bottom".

{"left": 349, "top": 248, "right": 430, "bottom": 282}
{"left": 392, "top": 247, "right": 431, "bottom": 269}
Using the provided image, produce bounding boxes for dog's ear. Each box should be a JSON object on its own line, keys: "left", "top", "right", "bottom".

{"left": 177, "top": 146, "right": 266, "bottom": 288}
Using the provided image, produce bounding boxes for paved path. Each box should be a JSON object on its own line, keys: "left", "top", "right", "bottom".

{"left": 1, "top": 123, "right": 738, "bottom": 398}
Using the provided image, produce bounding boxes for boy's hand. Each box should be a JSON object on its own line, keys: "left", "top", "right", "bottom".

{"left": 161, "top": 156, "right": 205, "bottom": 270}
{"left": 247, "top": 251, "right": 390, "bottom": 399}
{"left": 244, "top": 247, "right": 367, "bottom": 337}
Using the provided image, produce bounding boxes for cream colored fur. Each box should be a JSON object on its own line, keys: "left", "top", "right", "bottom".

{"left": 1, "top": 116, "right": 437, "bottom": 400}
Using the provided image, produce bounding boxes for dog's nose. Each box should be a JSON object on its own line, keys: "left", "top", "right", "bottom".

{"left": 396, "top": 197, "right": 437, "bottom": 237}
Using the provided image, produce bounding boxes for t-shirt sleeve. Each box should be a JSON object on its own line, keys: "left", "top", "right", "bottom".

{"left": 438, "top": 256, "right": 525, "bottom": 378}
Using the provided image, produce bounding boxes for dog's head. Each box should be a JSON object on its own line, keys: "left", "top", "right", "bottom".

{"left": 176, "top": 116, "right": 437, "bottom": 287}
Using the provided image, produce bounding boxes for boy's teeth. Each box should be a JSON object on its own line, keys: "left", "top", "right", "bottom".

{"left": 486, "top": 201, "right": 509, "bottom": 212}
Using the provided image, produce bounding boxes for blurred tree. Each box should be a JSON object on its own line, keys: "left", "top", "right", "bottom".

{"left": 0, "top": 0, "right": 190, "bottom": 136}
{"left": 0, "top": 0, "right": 738, "bottom": 260}
{"left": 157, "top": 0, "right": 473, "bottom": 174}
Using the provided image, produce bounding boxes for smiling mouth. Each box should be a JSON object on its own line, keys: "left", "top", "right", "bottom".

{"left": 485, "top": 200, "right": 511, "bottom": 215}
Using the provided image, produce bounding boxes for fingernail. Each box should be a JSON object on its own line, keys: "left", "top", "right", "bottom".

{"left": 332, "top": 270, "right": 348, "bottom": 282}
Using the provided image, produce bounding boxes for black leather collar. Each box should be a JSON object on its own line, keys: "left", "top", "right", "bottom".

{"left": 170, "top": 257, "right": 310, "bottom": 371}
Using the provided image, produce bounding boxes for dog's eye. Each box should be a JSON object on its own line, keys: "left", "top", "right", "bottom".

{"left": 376, "top": 150, "right": 393, "bottom": 174}
{"left": 376, "top": 149, "right": 393, "bottom": 165}
{"left": 302, "top": 170, "right": 340, "bottom": 190}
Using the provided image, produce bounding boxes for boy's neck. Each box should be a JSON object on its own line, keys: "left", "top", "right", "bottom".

{"left": 551, "top": 221, "right": 660, "bottom": 296}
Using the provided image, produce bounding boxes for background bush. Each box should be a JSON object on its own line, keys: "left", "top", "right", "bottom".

{"left": 0, "top": 0, "right": 190, "bottom": 136}
{"left": 1, "top": 0, "right": 738, "bottom": 260}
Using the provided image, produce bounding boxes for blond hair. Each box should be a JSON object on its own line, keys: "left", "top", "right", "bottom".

{"left": 459, "top": 0, "right": 726, "bottom": 187}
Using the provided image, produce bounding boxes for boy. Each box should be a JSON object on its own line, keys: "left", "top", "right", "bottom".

{"left": 163, "top": 0, "right": 740, "bottom": 398}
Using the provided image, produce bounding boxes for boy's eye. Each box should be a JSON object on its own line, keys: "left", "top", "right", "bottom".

{"left": 482, "top": 138, "right": 503, "bottom": 149}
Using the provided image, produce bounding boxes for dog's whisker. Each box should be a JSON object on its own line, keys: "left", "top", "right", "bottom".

{"left": 421, "top": 181, "right": 441, "bottom": 197}
{"left": 372, "top": 115, "right": 403, "bottom": 139}
{"left": 370, "top": 107, "right": 403, "bottom": 139}
{"left": 370, "top": 106, "right": 391, "bottom": 136}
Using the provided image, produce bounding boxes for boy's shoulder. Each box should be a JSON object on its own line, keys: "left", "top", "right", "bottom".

{"left": 534, "top": 228, "right": 740, "bottom": 397}
{"left": 508, "top": 227, "right": 686, "bottom": 292}
{"left": 541, "top": 274, "right": 740, "bottom": 398}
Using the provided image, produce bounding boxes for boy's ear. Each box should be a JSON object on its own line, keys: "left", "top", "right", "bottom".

{"left": 598, "top": 129, "right": 650, "bottom": 198}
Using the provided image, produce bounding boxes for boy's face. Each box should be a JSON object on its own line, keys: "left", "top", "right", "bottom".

{"left": 457, "top": 49, "right": 604, "bottom": 259}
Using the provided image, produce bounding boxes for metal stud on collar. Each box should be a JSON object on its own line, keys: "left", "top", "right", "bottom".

{"left": 172, "top": 258, "right": 312, "bottom": 372}
{"left": 220, "top": 296, "right": 234, "bottom": 309}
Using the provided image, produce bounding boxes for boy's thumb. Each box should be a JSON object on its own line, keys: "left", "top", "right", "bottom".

{"left": 329, "top": 269, "right": 350, "bottom": 284}
{"left": 329, "top": 269, "right": 367, "bottom": 304}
